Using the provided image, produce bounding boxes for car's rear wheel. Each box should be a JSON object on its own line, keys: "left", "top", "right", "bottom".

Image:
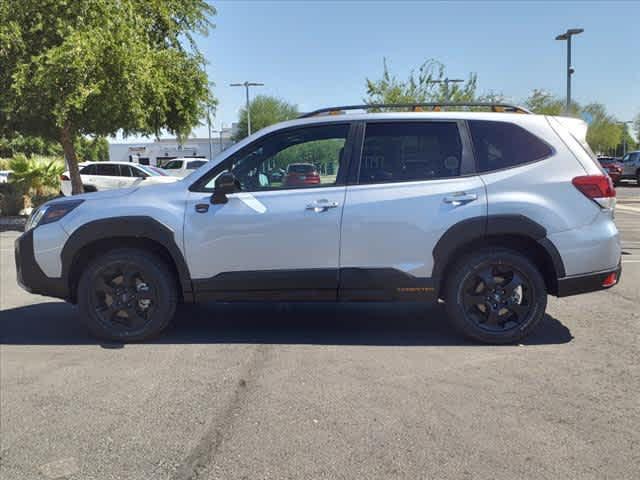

{"left": 445, "top": 249, "right": 547, "bottom": 344}
{"left": 77, "top": 249, "right": 177, "bottom": 342}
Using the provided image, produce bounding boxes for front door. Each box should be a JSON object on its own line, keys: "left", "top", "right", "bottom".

{"left": 184, "top": 122, "right": 354, "bottom": 301}
{"left": 339, "top": 120, "right": 486, "bottom": 301}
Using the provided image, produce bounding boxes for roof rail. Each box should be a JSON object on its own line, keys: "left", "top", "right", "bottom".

{"left": 299, "top": 102, "right": 532, "bottom": 118}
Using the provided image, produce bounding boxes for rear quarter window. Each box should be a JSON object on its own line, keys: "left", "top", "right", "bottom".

{"left": 469, "top": 121, "right": 553, "bottom": 172}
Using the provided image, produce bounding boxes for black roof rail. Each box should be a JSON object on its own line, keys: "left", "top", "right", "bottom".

{"left": 299, "top": 102, "right": 532, "bottom": 118}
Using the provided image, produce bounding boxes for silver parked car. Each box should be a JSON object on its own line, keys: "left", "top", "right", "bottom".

{"left": 620, "top": 150, "right": 640, "bottom": 184}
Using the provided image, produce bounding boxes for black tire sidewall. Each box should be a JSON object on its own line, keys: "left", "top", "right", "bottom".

{"left": 445, "top": 249, "right": 547, "bottom": 344}
{"left": 78, "top": 249, "right": 177, "bottom": 342}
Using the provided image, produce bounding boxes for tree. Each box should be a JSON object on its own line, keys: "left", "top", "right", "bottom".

{"left": 75, "top": 136, "right": 109, "bottom": 162}
{"left": 0, "top": 0, "right": 215, "bottom": 194}
{"left": 0, "top": 133, "right": 62, "bottom": 158}
{"left": 234, "top": 96, "right": 299, "bottom": 140}
{"left": 364, "top": 58, "right": 478, "bottom": 107}
{"left": 634, "top": 112, "right": 640, "bottom": 143}
{"left": 583, "top": 103, "right": 622, "bottom": 154}
{"left": 524, "top": 89, "right": 566, "bottom": 115}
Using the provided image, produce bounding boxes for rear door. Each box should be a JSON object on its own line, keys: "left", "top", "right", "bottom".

{"left": 339, "top": 120, "right": 486, "bottom": 300}
{"left": 94, "top": 163, "right": 121, "bottom": 190}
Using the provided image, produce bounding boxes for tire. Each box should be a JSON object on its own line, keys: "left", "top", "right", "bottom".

{"left": 77, "top": 248, "right": 177, "bottom": 342}
{"left": 636, "top": 171, "right": 640, "bottom": 185}
{"left": 444, "top": 248, "right": 547, "bottom": 344}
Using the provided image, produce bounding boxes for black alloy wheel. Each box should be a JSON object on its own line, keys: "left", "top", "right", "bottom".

{"left": 461, "top": 262, "right": 532, "bottom": 333}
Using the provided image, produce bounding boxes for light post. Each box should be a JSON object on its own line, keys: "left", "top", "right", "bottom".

{"left": 427, "top": 78, "right": 464, "bottom": 102}
{"left": 619, "top": 121, "right": 633, "bottom": 156}
{"left": 230, "top": 81, "right": 264, "bottom": 136}
{"left": 555, "top": 28, "right": 584, "bottom": 114}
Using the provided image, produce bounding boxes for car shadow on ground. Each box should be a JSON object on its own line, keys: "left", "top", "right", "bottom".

{"left": 0, "top": 301, "right": 573, "bottom": 347}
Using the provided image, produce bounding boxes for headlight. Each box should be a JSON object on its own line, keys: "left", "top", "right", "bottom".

{"left": 25, "top": 200, "right": 84, "bottom": 231}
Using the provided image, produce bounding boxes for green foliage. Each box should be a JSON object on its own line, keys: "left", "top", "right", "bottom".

{"left": 8, "top": 154, "right": 64, "bottom": 196}
{"left": 0, "top": 158, "right": 11, "bottom": 170}
{"left": 364, "top": 58, "right": 478, "bottom": 108}
{"left": 0, "top": 0, "right": 216, "bottom": 193}
{"left": 582, "top": 103, "right": 622, "bottom": 154}
{"left": 0, "top": 133, "right": 62, "bottom": 158}
{"left": 634, "top": 112, "right": 640, "bottom": 143}
{"left": 271, "top": 139, "right": 344, "bottom": 175}
{"left": 523, "top": 89, "right": 578, "bottom": 116}
{"left": 235, "top": 96, "right": 299, "bottom": 140}
{"left": 75, "top": 136, "right": 109, "bottom": 162}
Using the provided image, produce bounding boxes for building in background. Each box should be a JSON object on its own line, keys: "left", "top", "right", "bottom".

{"left": 109, "top": 125, "right": 237, "bottom": 166}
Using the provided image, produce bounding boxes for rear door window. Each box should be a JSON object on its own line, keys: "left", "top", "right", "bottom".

{"left": 358, "top": 122, "right": 463, "bottom": 184}
{"left": 95, "top": 164, "right": 119, "bottom": 176}
{"left": 186, "top": 160, "right": 207, "bottom": 169}
{"left": 469, "top": 121, "right": 553, "bottom": 172}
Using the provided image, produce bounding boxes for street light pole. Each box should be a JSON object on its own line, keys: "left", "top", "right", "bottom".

{"left": 427, "top": 78, "right": 464, "bottom": 102}
{"left": 230, "top": 81, "right": 264, "bottom": 136}
{"left": 619, "top": 121, "right": 633, "bottom": 156}
{"left": 555, "top": 28, "right": 584, "bottom": 114}
{"left": 207, "top": 106, "right": 213, "bottom": 160}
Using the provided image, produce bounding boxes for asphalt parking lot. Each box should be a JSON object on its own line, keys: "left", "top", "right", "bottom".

{"left": 1, "top": 186, "right": 639, "bottom": 480}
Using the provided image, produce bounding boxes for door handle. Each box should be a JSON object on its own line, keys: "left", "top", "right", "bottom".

{"left": 443, "top": 192, "right": 477, "bottom": 206}
{"left": 306, "top": 200, "right": 339, "bottom": 213}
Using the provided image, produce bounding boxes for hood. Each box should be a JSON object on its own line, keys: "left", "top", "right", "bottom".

{"left": 66, "top": 187, "right": 139, "bottom": 201}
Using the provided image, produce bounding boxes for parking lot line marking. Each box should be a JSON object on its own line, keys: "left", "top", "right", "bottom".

{"left": 616, "top": 204, "right": 640, "bottom": 214}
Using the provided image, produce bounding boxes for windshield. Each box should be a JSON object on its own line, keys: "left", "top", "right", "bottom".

{"left": 139, "top": 165, "right": 167, "bottom": 176}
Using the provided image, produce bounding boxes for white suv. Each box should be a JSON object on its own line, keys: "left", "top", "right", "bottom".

{"left": 15, "top": 104, "right": 621, "bottom": 344}
{"left": 60, "top": 161, "right": 178, "bottom": 195}
{"left": 161, "top": 157, "right": 209, "bottom": 178}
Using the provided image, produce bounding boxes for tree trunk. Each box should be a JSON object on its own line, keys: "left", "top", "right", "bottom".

{"left": 60, "top": 124, "right": 83, "bottom": 195}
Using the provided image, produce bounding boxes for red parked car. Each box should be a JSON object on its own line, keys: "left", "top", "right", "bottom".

{"left": 283, "top": 163, "right": 321, "bottom": 187}
{"left": 598, "top": 157, "right": 623, "bottom": 185}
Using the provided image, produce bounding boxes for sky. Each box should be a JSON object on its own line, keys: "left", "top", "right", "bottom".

{"left": 139, "top": 0, "right": 640, "bottom": 140}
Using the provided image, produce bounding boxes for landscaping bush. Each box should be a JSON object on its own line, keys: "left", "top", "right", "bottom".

{"left": 9, "top": 154, "right": 64, "bottom": 196}
{"left": 0, "top": 155, "right": 63, "bottom": 216}
{"left": 0, "top": 182, "right": 29, "bottom": 216}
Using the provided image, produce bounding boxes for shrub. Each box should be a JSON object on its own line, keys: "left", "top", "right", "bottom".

{"left": 9, "top": 154, "right": 64, "bottom": 197}
{"left": 0, "top": 182, "right": 29, "bottom": 216}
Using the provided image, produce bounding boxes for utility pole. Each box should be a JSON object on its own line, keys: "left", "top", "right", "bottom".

{"left": 206, "top": 106, "right": 213, "bottom": 160}
{"left": 230, "top": 81, "right": 264, "bottom": 136}
{"left": 555, "top": 28, "right": 584, "bottom": 114}
{"left": 619, "top": 121, "right": 633, "bottom": 156}
{"left": 427, "top": 78, "right": 464, "bottom": 102}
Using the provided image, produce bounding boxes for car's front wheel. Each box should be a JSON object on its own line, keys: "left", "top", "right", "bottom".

{"left": 444, "top": 249, "right": 547, "bottom": 344}
{"left": 77, "top": 249, "right": 177, "bottom": 342}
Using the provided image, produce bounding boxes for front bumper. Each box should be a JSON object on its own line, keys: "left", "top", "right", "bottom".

{"left": 15, "top": 229, "right": 69, "bottom": 300}
{"left": 556, "top": 263, "right": 622, "bottom": 297}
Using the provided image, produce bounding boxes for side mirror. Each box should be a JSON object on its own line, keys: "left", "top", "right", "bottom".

{"left": 211, "top": 171, "right": 239, "bottom": 204}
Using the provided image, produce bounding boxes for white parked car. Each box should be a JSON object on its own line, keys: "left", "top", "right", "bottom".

{"left": 16, "top": 103, "right": 621, "bottom": 344}
{"left": 60, "top": 162, "right": 179, "bottom": 196}
{"left": 0, "top": 170, "right": 12, "bottom": 183}
{"left": 161, "top": 158, "right": 209, "bottom": 178}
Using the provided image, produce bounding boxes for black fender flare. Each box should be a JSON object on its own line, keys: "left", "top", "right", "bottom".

{"left": 61, "top": 216, "right": 192, "bottom": 301}
{"left": 432, "top": 214, "right": 565, "bottom": 289}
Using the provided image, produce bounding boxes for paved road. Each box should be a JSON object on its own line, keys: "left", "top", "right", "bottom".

{"left": 1, "top": 187, "right": 639, "bottom": 480}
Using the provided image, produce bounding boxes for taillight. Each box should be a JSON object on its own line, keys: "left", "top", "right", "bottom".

{"left": 60, "top": 174, "right": 70, "bottom": 181}
{"left": 572, "top": 175, "right": 616, "bottom": 209}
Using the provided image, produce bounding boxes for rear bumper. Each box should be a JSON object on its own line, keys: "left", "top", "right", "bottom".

{"left": 556, "top": 263, "right": 621, "bottom": 297}
{"left": 15, "top": 229, "right": 69, "bottom": 300}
